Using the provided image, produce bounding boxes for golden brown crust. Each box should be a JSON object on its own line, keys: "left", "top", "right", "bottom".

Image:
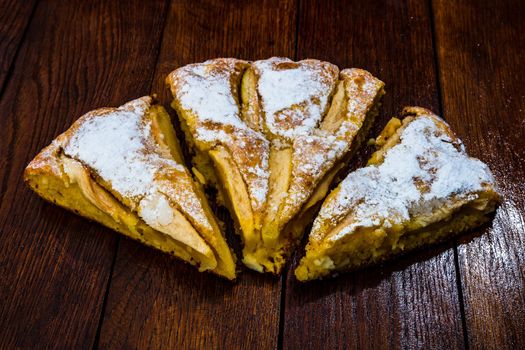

{"left": 25, "top": 96, "right": 237, "bottom": 279}
{"left": 167, "top": 58, "right": 385, "bottom": 273}
{"left": 295, "top": 107, "right": 501, "bottom": 281}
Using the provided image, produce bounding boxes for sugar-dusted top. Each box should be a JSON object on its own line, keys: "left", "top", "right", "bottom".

{"left": 62, "top": 97, "right": 214, "bottom": 234}
{"left": 167, "top": 58, "right": 385, "bottom": 234}
{"left": 253, "top": 57, "right": 339, "bottom": 140}
{"left": 168, "top": 59, "right": 270, "bottom": 213}
{"left": 170, "top": 59, "right": 247, "bottom": 135}
{"left": 272, "top": 65, "right": 383, "bottom": 224}
{"left": 63, "top": 97, "right": 183, "bottom": 200}
{"left": 312, "top": 113, "right": 498, "bottom": 241}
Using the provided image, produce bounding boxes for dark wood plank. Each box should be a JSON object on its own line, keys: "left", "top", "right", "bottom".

{"left": 283, "top": 1, "right": 466, "bottom": 349}
{"left": 98, "top": 0, "right": 296, "bottom": 349}
{"left": 0, "top": 0, "right": 37, "bottom": 91}
{"left": 433, "top": 0, "right": 525, "bottom": 347}
{"left": 0, "top": 0, "right": 169, "bottom": 348}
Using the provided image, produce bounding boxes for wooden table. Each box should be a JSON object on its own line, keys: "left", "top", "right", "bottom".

{"left": 1, "top": 0, "right": 523, "bottom": 348}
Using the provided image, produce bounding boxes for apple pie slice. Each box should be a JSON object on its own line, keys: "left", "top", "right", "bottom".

{"left": 295, "top": 107, "right": 501, "bottom": 281}
{"left": 24, "top": 96, "right": 236, "bottom": 279}
{"left": 167, "top": 57, "right": 384, "bottom": 273}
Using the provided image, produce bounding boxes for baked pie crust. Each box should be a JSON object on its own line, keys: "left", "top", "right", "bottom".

{"left": 24, "top": 62, "right": 501, "bottom": 282}
{"left": 167, "top": 57, "right": 385, "bottom": 273}
{"left": 295, "top": 107, "right": 501, "bottom": 281}
{"left": 24, "top": 96, "right": 237, "bottom": 279}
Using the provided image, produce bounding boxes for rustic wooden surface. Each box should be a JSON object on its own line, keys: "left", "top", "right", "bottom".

{"left": 0, "top": 0, "right": 169, "bottom": 348}
{"left": 433, "top": 0, "right": 525, "bottom": 347}
{"left": 283, "top": 1, "right": 464, "bottom": 349}
{"left": 0, "top": 0, "right": 37, "bottom": 90}
{"left": 0, "top": 0, "right": 523, "bottom": 349}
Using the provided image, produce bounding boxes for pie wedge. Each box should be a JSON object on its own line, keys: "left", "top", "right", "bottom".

{"left": 24, "top": 96, "right": 237, "bottom": 279}
{"left": 167, "top": 57, "right": 385, "bottom": 273}
{"left": 295, "top": 107, "right": 501, "bottom": 281}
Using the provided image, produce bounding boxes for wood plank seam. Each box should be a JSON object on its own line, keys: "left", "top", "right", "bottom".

{"left": 143, "top": 0, "right": 174, "bottom": 105}
{"left": 428, "top": 0, "right": 470, "bottom": 348}
{"left": 0, "top": 0, "right": 39, "bottom": 101}
{"left": 453, "top": 245, "right": 470, "bottom": 350}
{"left": 97, "top": 0, "right": 297, "bottom": 346}
{"left": 1, "top": 0, "right": 167, "bottom": 344}
{"left": 278, "top": 1, "right": 301, "bottom": 349}
{"left": 92, "top": 239, "right": 121, "bottom": 350}
{"left": 282, "top": 1, "right": 466, "bottom": 348}
{"left": 91, "top": 1, "right": 173, "bottom": 348}
{"left": 431, "top": 0, "right": 525, "bottom": 347}
{"left": 0, "top": 0, "right": 39, "bottom": 205}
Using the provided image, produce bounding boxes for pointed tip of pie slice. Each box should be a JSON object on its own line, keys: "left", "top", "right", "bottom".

{"left": 25, "top": 96, "right": 237, "bottom": 280}
{"left": 295, "top": 107, "right": 501, "bottom": 281}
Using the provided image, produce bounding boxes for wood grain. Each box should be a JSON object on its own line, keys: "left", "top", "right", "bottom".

{"left": 0, "top": 0, "right": 37, "bottom": 91}
{"left": 0, "top": 0, "right": 169, "bottom": 348}
{"left": 98, "top": 0, "right": 297, "bottom": 349}
{"left": 433, "top": 0, "right": 525, "bottom": 347}
{"left": 1, "top": 0, "right": 524, "bottom": 348}
{"left": 283, "top": 1, "right": 466, "bottom": 349}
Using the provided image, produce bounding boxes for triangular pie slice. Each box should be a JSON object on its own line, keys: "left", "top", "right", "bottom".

{"left": 24, "top": 96, "right": 236, "bottom": 279}
{"left": 167, "top": 57, "right": 385, "bottom": 273}
{"left": 295, "top": 107, "right": 501, "bottom": 281}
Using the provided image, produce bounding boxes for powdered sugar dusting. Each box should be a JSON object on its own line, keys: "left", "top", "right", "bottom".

{"left": 253, "top": 57, "right": 338, "bottom": 139}
{"left": 63, "top": 97, "right": 212, "bottom": 232}
{"left": 64, "top": 100, "right": 183, "bottom": 197}
{"left": 174, "top": 61, "right": 245, "bottom": 131}
{"left": 312, "top": 114, "right": 497, "bottom": 241}
{"left": 169, "top": 59, "right": 270, "bottom": 212}
{"left": 64, "top": 98, "right": 174, "bottom": 199}
{"left": 264, "top": 63, "right": 383, "bottom": 222}
{"left": 246, "top": 156, "right": 269, "bottom": 205}
{"left": 167, "top": 58, "right": 384, "bottom": 246}
{"left": 284, "top": 134, "right": 348, "bottom": 213}
{"left": 336, "top": 69, "right": 384, "bottom": 139}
